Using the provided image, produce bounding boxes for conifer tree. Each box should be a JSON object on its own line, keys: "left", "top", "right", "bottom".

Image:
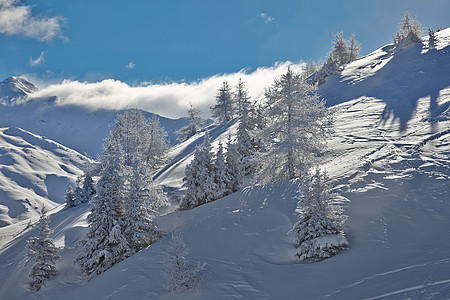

{"left": 225, "top": 135, "right": 243, "bottom": 192}
{"left": 75, "top": 135, "right": 131, "bottom": 275}
{"left": 177, "top": 103, "right": 205, "bottom": 142}
{"left": 348, "top": 33, "right": 361, "bottom": 62}
{"left": 211, "top": 81, "right": 234, "bottom": 124}
{"left": 236, "top": 120, "right": 256, "bottom": 175}
{"left": 162, "top": 233, "right": 206, "bottom": 294}
{"left": 260, "top": 67, "right": 333, "bottom": 183}
{"left": 393, "top": 12, "right": 422, "bottom": 46}
{"left": 26, "top": 207, "right": 60, "bottom": 291}
{"left": 180, "top": 131, "right": 217, "bottom": 209}
{"left": 147, "top": 116, "right": 169, "bottom": 171}
{"left": 292, "top": 169, "right": 349, "bottom": 261}
{"left": 428, "top": 28, "right": 437, "bottom": 49}
{"left": 213, "top": 142, "right": 232, "bottom": 199}
{"left": 233, "top": 79, "right": 251, "bottom": 121}
{"left": 64, "top": 185, "right": 75, "bottom": 208}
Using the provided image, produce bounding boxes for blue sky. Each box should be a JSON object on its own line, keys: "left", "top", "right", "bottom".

{"left": 1, "top": 0, "right": 450, "bottom": 86}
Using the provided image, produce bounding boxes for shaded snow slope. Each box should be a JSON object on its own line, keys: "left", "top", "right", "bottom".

{"left": 0, "top": 31, "right": 450, "bottom": 299}
{"left": 0, "top": 127, "right": 90, "bottom": 227}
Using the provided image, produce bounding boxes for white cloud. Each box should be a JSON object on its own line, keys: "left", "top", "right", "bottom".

{"left": 30, "top": 62, "right": 305, "bottom": 119}
{"left": 126, "top": 61, "right": 135, "bottom": 69}
{"left": 29, "top": 51, "right": 45, "bottom": 66}
{"left": 260, "top": 13, "right": 275, "bottom": 25}
{"left": 0, "top": 0, "right": 64, "bottom": 41}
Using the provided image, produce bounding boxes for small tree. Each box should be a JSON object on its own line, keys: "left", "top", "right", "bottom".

{"left": 348, "top": 33, "right": 361, "bottom": 62}
{"left": 292, "top": 169, "right": 348, "bottom": 262}
{"left": 162, "top": 233, "right": 206, "bottom": 294}
{"left": 26, "top": 207, "right": 60, "bottom": 291}
{"left": 211, "top": 81, "right": 234, "bottom": 124}
{"left": 393, "top": 12, "right": 422, "bottom": 46}
{"left": 428, "top": 28, "right": 437, "bottom": 49}
{"left": 177, "top": 103, "right": 205, "bottom": 142}
{"left": 64, "top": 185, "right": 75, "bottom": 208}
{"left": 180, "top": 132, "right": 217, "bottom": 209}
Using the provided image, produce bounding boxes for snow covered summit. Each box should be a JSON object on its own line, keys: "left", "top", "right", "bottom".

{"left": 0, "top": 76, "right": 38, "bottom": 103}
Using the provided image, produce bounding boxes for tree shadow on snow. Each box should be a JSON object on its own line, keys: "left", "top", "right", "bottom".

{"left": 320, "top": 44, "right": 450, "bottom": 132}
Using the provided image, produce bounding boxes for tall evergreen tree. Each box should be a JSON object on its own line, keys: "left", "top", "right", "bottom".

{"left": 177, "top": 103, "right": 205, "bottom": 142}
{"left": 428, "top": 28, "right": 437, "bottom": 49}
{"left": 180, "top": 132, "right": 217, "bottom": 209}
{"left": 259, "top": 67, "right": 333, "bottom": 183}
{"left": 211, "top": 81, "right": 234, "bottom": 124}
{"left": 75, "top": 135, "right": 131, "bottom": 276}
{"left": 26, "top": 207, "right": 60, "bottom": 291}
{"left": 225, "top": 136, "right": 243, "bottom": 192}
{"left": 348, "top": 33, "right": 361, "bottom": 62}
{"left": 213, "top": 142, "right": 232, "bottom": 199}
{"left": 147, "top": 116, "right": 169, "bottom": 171}
{"left": 291, "top": 169, "right": 349, "bottom": 261}
{"left": 233, "top": 79, "right": 251, "bottom": 121}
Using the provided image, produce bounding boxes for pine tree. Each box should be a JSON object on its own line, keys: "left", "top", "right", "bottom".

{"left": 82, "top": 172, "right": 96, "bottom": 202}
{"left": 291, "top": 169, "right": 349, "bottom": 262}
{"left": 225, "top": 135, "right": 243, "bottom": 192}
{"left": 233, "top": 79, "right": 251, "bottom": 121}
{"left": 211, "top": 81, "right": 234, "bottom": 124}
{"left": 75, "top": 135, "right": 131, "bottom": 276}
{"left": 122, "top": 165, "right": 162, "bottom": 252}
{"left": 162, "top": 233, "right": 206, "bottom": 294}
{"left": 26, "top": 207, "right": 60, "bottom": 291}
{"left": 64, "top": 185, "right": 75, "bottom": 208}
{"left": 213, "top": 142, "right": 232, "bottom": 199}
{"left": 428, "top": 28, "right": 437, "bottom": 49}
{"left": 180, "top": 131, "right": 217, "bottom": 209}
{"left": 259, "top": 67, "right": 333, "bottom": 183}
{"left": 348, "top": 33, "right": 361, "bottom": 62}
{"left": 177, "top": 103, "right": 205, "bottom": 142}
{"left": 236, "top": 120, "right": 256, "bottom": 175}
{"left": 147, "top": 116, "right": 169, "bottom": 171}
{"left": 394, "top": 12, "right": 423, "bottom": 46}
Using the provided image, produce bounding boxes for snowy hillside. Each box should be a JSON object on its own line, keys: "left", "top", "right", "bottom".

{"left": 0, "top": 30, "right": 450, "bottom": 299}
{"left": 0, "top": 77, "right": 190, "bottom": 157}
{"left": 0, "top": 127, "right": 90, "bottom": 228}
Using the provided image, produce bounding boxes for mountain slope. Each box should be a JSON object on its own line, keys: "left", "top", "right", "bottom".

{"left": 0, "top": 30, "right": 450, "bottom": 299}
{"left": 0, "top": 127, "right": 90, "bottom": 228}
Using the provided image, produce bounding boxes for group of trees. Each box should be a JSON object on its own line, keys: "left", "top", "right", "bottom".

{"left": 180, "top": 132, "right": 243, "bottom": 210}
{"left": 393, "top": 12, "right": 423, "bottom": 47}
{"left": 65, "top": 171, "right": 96, "bottom": 208}
{"left": 75, "top": 109, "right": 169, "bottom": 276}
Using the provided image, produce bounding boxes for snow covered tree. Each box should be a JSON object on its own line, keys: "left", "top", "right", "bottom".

{"left": 259, "top": 67, "right": 333, "bottom": 183}
{"left": 292, "top": 169, "right": 349, "bottom": 262}
{"left": 122, "top": 164, "right": 163, "bottom": 252}
{"left": 213, "top": 142, "right": 232, "bottom": 199}
{"left": 236, "top": 119, "right": 257, "bottom": 175}
{"left": 73, "top": 172, "right": 96, "bottom": 206}
{"left": 75, "top": 135, "right": 131, "bottom": 276}
{"left": 177, "top": 103, "right": 205, "bottom": 142}
{"left": 225, "top": 135, "right": 243, "bottom": 192}
{"left": 393, "top": 12, "right": 423, "bottom": 46}
{"left": 428, "top": 28, "right": 437, "bottom": 49}
{"left": 211, "top": 81, "right": 234, "bottom": 124}
{"left": 180, "top": 131, "right": 217, "bottom": 209}
{"left": 233, "top": 79, "right": 251, "bottom": 121}
{"left": 162, "top": 233, "right": 206, "bottom": 294}
{"left": 348, "top": 33, "right": 361, "bottom": 62}
{"left": 26, "top": 207, "right": 60, "bottom": 291}
{"left": 147, "top": 115, "right": 169, "bottom": 171}
{"left": 329, "top": 32, "right": 350, "bottom": 67}
{"left": 64, "top": 185, "right": 75, "bottom": 208}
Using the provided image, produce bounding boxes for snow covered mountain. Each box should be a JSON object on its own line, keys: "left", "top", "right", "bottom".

{"left": 0, "top": 78, "right": 190, "bottom": 157}
{"left": 0, "top": 127, "right": 90, "bottom": 227}
{"left": 0, "top": 77, "right": 38, "bottom": 104}
{"left": 0, "top": 29, "right": 449, "bottom": 299}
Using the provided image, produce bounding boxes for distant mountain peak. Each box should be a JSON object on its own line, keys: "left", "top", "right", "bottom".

{"left": 0, "top": 76, "right": 38, "bottom": 102}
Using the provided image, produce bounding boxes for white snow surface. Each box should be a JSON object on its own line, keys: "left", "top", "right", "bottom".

{"left": 1, "top": 31, "right": 450, "bottom": 299}
{"left": 0, "top": 127, "right": 90, "bottom": 228}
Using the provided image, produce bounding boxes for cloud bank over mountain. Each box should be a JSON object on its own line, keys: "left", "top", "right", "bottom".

{"left": 30, "top": 62, "right": 304, "bottom": 119}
